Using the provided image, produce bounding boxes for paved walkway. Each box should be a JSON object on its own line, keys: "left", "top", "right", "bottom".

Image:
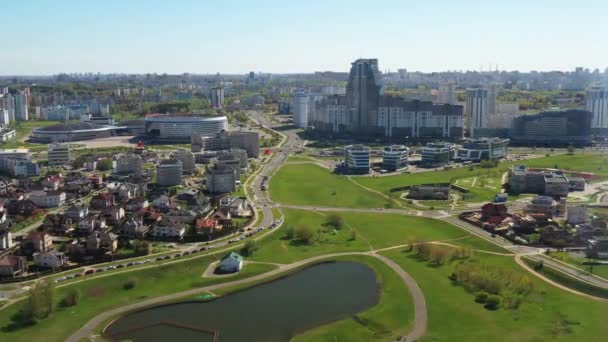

{"left": 66, "top": 251, "right": 427, "bottom": 342}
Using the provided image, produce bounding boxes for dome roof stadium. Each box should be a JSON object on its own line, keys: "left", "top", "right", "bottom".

{"left": 36, "top": 122, "right": 103, "bottom": 132}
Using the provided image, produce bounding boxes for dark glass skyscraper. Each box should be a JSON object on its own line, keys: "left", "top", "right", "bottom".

{"left": 346, "top": 59, "right": 382, "bottom": 133}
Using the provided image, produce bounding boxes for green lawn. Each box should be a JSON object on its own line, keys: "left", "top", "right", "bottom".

{"left": 543, "top": 251, "right": 608, "bottom": 280}
{"left": 381, "top": 250, "right": 608, "bottom": 341}
{"left": 0, "top": 121, "right": 59, "bottom": 149}
{"left": 270, "top": 163, "right": 390, "bottom": 208}
{"left": 356, "top": 153, "right": 608, "bottom": 205}
{"left": 292, "top": 255, "right": 413, "bottom": 342}
{"left": 0, "top": 256, "right": 276, "bottom": 342}
{"left": 251, "top": 208, "right": 508, "bottom": 263}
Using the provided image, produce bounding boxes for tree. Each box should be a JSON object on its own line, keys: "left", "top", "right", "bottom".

{"left": 283, "top": 225, "right": 295, "bottom": 240}
{"left": 350, "top": 230, "right": 357, "bottom": 241}
{"left": 72, "top": 155, "right": 86, "bottom": 169}
{"left": 96, "top": 158, "right": 114, "bottom": 171}
{"left": 325, "top": 214, "right": 344, "bottom": 230}
{"left": 567, "top": 144, "right": 576, "bottom": 155}
{"left": 475, "top": 291, "right": 489, "bottom": 304}
{"left": 60, "top": 289, "right": 80, "bottom": 307}
{"left": 484, "top": 295, "right": 501, "bottom": 310}
{"left": 294, "top": 225, "right": 317, "bottom": 244}
{"left": 24, "top": 280, "right": 54, "bottom": 320}
{"left": 428, "top": 245, "right": 451, "bottom": 265}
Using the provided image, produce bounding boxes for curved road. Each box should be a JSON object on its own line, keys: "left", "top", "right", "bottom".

{"left": 67, "top": 251, "right": 427, "bottom": 342}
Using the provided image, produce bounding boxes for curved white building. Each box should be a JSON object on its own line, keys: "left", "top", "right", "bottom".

{"left": 144, "top": 115, "right": 228, "bottom": 142}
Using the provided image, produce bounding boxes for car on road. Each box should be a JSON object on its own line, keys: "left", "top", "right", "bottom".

{"left": 116, "top": 264, "right": 125, "bottom": 268}
{"left": 84, "top": 269, "right": 96, "bottom": 275}
{"left": 174, "top": 253, "right": 182, "bottom": 258}
{"left": 163, "top": 255, "right": 171, "bottom": 260}
{"left": 126, "top": 262, "right": 135, "bottom": 267}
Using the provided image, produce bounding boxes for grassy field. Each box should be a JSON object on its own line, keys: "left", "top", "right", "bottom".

{"left": 382, "top": 250, "right": 608, "bottom": 341}
{"left": 0, "top": 121, "right": 59, "bottom": 149}
{"left": 357, "top": 153, "right": 608, "bottom": 203}
{"left": 0, "top": 256, "right": 276, "bottom": 342}
{"left": 251, "top": 208, "right": 508, "bottom": 263}
{"left": 292, "top": 255, "right": 413, "bottom": 342}
{"left": 270, "top": 163, "right": 391, "bottom": 208}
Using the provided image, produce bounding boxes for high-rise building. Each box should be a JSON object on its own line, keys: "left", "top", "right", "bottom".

{"left": 210, "top": 86, "right": 224, "bottom": 108}
{"left": 346, "top": 59, "right": 382, "bottom": 133}
{"left": 485, "top": 84, "right": 498, "bottom": 115}
{"left": 382, "top": 145, "right": 409, "bottom": 171}
{"left": 48, "top": 143, "right": 71, "bottom": 166}
{"left": 586, "top": 86, "right": 608, "bottom": 130}
{"left": 437, "top": 82, "right": 455, "bottom": 105}
{"left": 0, "top": 109, "right": 9, "bottom": 126}
{"left": 172, "top": 150, "right": 195, "bottom": 174}
{"left": 292, "top": 91, "right": 309, "bottom": 128}
{"left": 14, "top": 91, "right": 28, "bottom": 121}
{"left": 0, "top": 93, "right": 15, "bottom": 122}
{"left": 510, "top": 109, "right": 592, "bottom": 146}
{"left": 206, "top": 163, "right": 237, "bottom": 194}
{"left": 344, "top": 145, "right": 370, "bottom": 174}
{"left": 465, "top": 88, "right": 489, "bottom": 137}
{"left": 157, "top": 159, "right": 183, "bottom": 186}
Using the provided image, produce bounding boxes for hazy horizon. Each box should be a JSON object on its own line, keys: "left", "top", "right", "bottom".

{"left": 2, "top": 0, "right": 607, "bottom": 75}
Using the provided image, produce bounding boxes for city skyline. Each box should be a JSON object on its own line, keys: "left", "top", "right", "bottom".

{"left": 2, "top": 0, "right": 608, "bottom": 75}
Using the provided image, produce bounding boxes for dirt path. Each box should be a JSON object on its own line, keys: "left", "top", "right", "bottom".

{"left": 66, "top": 251, "right": 427, "bottom": 342}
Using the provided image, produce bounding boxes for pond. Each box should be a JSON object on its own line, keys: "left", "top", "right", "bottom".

{"left": 104, "top": 261, "right": 379, "bottom": 342}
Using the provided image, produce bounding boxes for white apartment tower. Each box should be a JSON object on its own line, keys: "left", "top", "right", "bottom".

{"left": 586, "top": 86, "right": 608, "bottom": 129}
{"left": 292, "top": 92, "right": 309, "bottom": 128}
{"left": 465, "top": 88, "right": 489, "bottom": 137}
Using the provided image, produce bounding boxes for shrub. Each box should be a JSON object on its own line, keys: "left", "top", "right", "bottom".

{"left": 60, "top": 289, "right": 80, "bottom": 308}
{"left": 294, "top": 225, "right": 318, "bottom": 244}
{"left": 428, "top": 245, "right": 451, "bottom": 265}
{"left": 475, "top": 291, "right": 489, "bottom": 303}
{"left": 241, "top": 240, "right": 258, "bottom": 256}
{"left": 283, "top": 225, "right": 295, "bottom": 240}
{"left": 325, "top": 214, "right": 344, "bottom": 230}
{"left": 484, "top": 295, "right": 501, "bottom": 310}
{"left": 123, "top": 278, "right": 137, "bottom": 290}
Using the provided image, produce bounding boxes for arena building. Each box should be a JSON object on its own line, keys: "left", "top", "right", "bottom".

{"left": 144, "top": 115, "right": 228, "bottom": 143}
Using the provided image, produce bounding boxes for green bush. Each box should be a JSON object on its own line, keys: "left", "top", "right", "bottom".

{"left": 484, "top": 295, "right": 501, "bottom": 310}
{"left": 123, "top": 278, "right": 137, "bottom": 290}
{"left": 475, "top": 291, "right": 489, "bottom": 304}
{"left": 59, "top": 289, "right": 80, "bottom": 308}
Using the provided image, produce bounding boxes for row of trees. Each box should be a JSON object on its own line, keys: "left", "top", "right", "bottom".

{"left": 407, "top": 241, "right": 473, "bottom": 266}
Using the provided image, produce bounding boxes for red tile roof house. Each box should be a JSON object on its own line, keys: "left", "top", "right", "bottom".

{"left": 196, "top": 218, "right": 220, "bottom": 235}
{"left": 0, "top": 255, "right": 28, "bottom": 277}
{"left": 21, "top": 231, "right": 53, "bottom": 255}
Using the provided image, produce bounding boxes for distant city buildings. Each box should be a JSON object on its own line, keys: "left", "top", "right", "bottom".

{"left": 437, "top": 82, "right": 456, "bottom": 105}
{"left": 192, "top": 131, "right": 259, "bottom": 158}
{"left": 508, "top": 165, "right": 584, "bottom": 197}
{"left": 344, "top": 144, "right": 370, "bottom": 174}
{"left": 145, "top": 115, "right": 228, "bottom": 143}
{"left": 308, "top": 59, "right": 464, "bottom": 141}
{"left": 172, "top": 150, "right": 195, "bottom": 174}
{"left": 510, "top": 109, "right": 592, "bottom": 146}
{"left": 292, "top": 91, "right": 310, "bottom": 128}
{"left": 115, "top": 153, "right": 143, "bottom": 177}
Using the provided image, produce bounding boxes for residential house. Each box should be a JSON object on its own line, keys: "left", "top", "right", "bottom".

{"left": 21, "top": 231, "right": 53, "bottom": 255}
{"left": 90, "top": 193, "right": 115, "bottom": 209}
{"left": 165, "top": 209, "right": 196, "bottom": 224}
{"left": 152, "top": 195, "right": 176, "bottom": 212}
{"left": 114, "top": 183, "right": 141, "bottom": 203}
{"left": 41, "top": 213, "right": 72, "bottom": 235}
{"left": 0, "top": 230, "right": 12, "bottom": 249}
{"left": 218, "top": 252, "right": 243, "bottom": 273}
{"left": 211, "top": 210, "right": 232, "bottom": 226}
{"left": 33, "top": 249, "right": 66, "bottom": 269}
{"left": 28, "top": 190, "right": 66, "bottom": 208}
{"left": 151, "top": 219, "right": 186, "bottom": 239}
{"left": 77, "top": 215, "right": 106, "bottom": 234}
{"left": 65, "top": 180, "right": 93, "bottom": 200}
{"left": 120, "top": 216, "right": 149, "bottom": 239}
{"left": 42, "top": 175, "right": 62, "bottom": 191}
{"left": 219, "top": 197, "right": 250, "bottom": 217}
{"left": 86, "top": 230, "right": 118, "bottom": 254}
{"left": 103, "top": 206, "right": 125, "bottom": 225}
{"left": 65, "top": 204, "right": 89, "bottom": 221}
{"left": 5, "top": 199, "right": 40, "bottom": 217}
{"left": 125, "top": 198, "right": 149, "bottom": 212}
{"left": 0, "top": 255, "right": 27, "bottom": 277}
{"left": 195, "top": 218, "right": 220, "bottom": 235}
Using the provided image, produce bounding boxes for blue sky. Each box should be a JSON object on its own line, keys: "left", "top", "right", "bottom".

{"left": 1, "top": 0, "right": 607, "bottom": 74}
